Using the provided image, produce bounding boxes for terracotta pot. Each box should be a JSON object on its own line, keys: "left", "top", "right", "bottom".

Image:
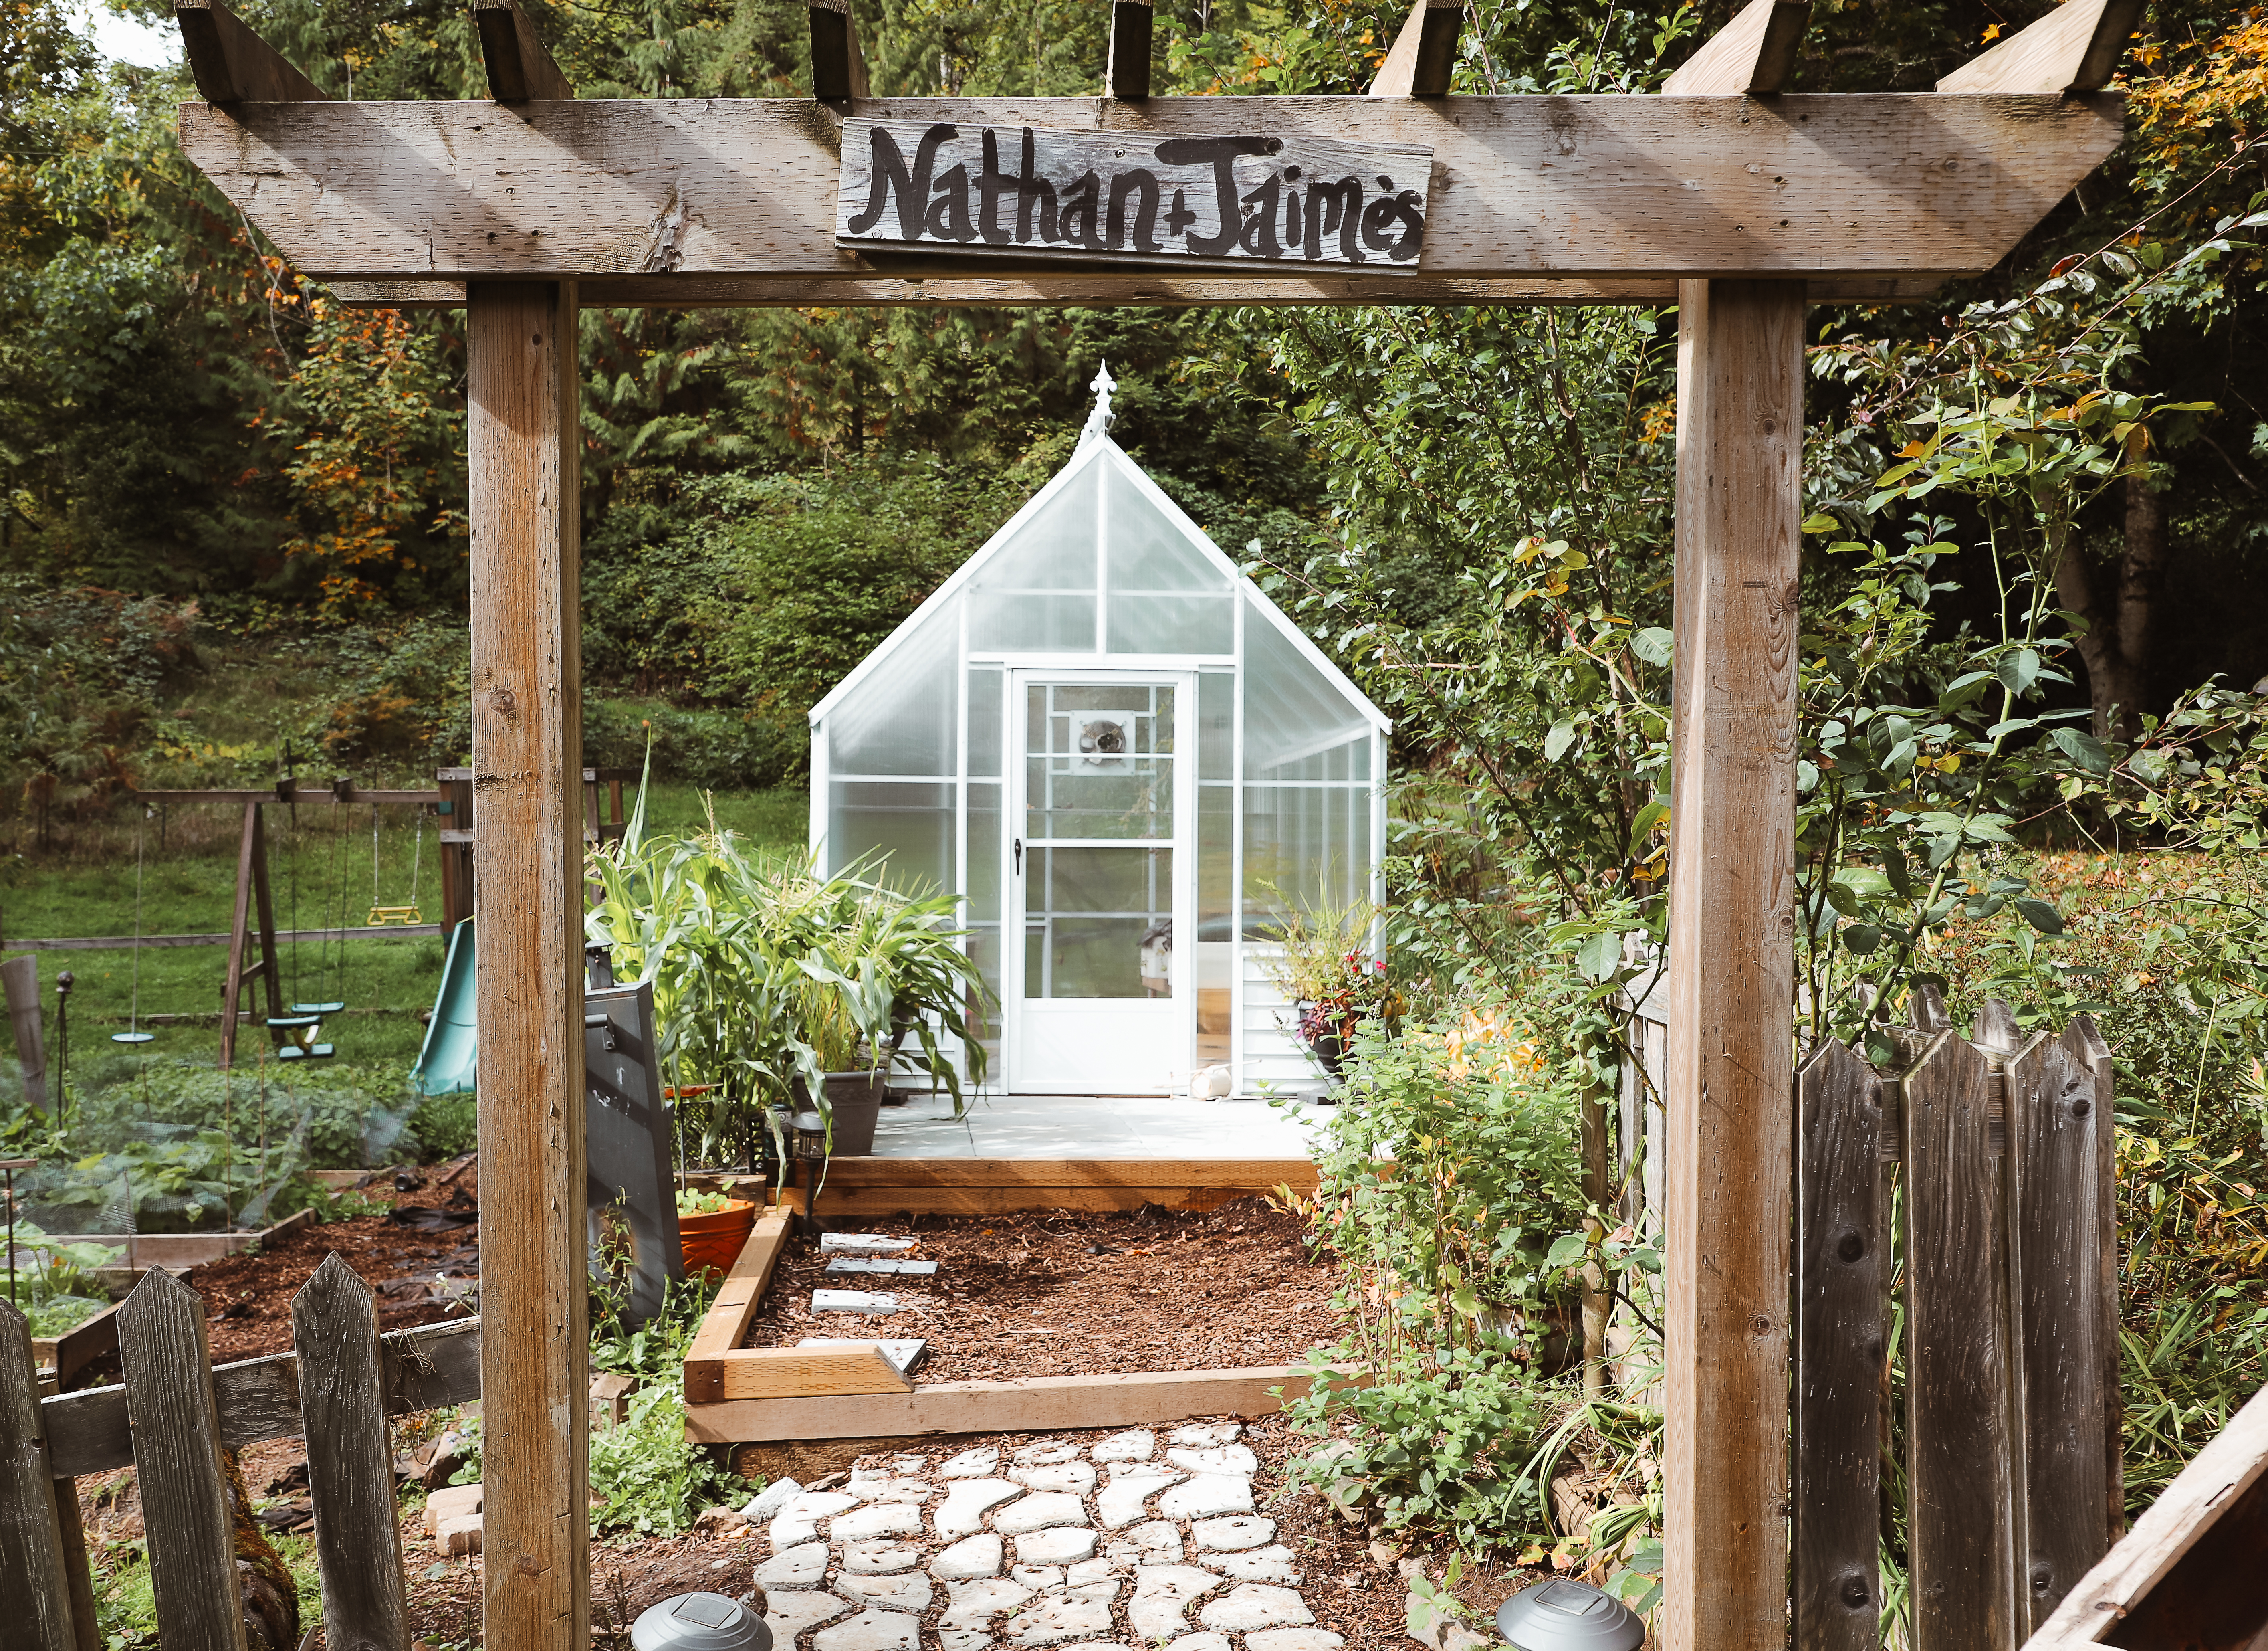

{"left": 677, "top": 1198, "right": 758, "bottom": 1279}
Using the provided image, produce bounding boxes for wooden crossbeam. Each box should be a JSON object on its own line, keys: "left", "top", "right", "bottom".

{"left": 1937, "top": 0, "right": 2143, "bottom": 94}
{"left": 1662, "top": 0, "right": 1810, "bottom": 95}
{"left": 179, "top": 95, "right": 2121, "bottom": 288}
{"left": 809, "top": 0, "right": 869, "bottom": 103}
{"left": 472, "top": 0, "right": 573, "bottom": 101}
{"left": 1106, "top": 0, "right": 1153, "bottom": 99}
{"left": 1368, "top": 0, "right": 1463, "bottom": 97}
{"left": 172, "top": 0, "right": 326, "bottom": 103}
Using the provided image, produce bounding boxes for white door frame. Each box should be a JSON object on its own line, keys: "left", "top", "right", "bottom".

{"left": 1003, "top": 667, "right": 1197, "bottom": 1095}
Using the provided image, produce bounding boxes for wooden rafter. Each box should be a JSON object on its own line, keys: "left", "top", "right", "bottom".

{"left": 172, "top": 0, "right": 325, "bottom": 104}
{"left": 1937, "top": 0, "right": 2144, "bottom": 95}
{"left": 1106, "top": 0, "right": 1153, "bottom": 99}
{"left": 1368, "top": 0, "right": 1465, "bottom": 97}
{"left": 1661, "top": 0, "right": 1811, "bottom": 95}
{"left": 472, "top": 0, "right": 573, "bottom": 102}
{"left": 809, "top": 0, "right": 870, "bottom": 103}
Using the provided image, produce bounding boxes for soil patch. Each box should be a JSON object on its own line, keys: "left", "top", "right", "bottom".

{"left": 739, "top": 1195, "right": 1345, "bottom": 1379}
{"left": 185, "top": 1161, "right": 480, "bottom": 1364}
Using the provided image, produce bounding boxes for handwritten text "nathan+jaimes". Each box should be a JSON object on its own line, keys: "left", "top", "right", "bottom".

{"left": 834, "top": 121, "right": 1433, "bottom": 268}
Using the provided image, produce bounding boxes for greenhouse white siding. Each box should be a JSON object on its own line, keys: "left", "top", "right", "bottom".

{"left": 808, "top": 430, "right": 1386, "bottom": 1096}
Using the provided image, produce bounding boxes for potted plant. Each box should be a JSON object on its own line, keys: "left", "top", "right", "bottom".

{"left": 1253, "top": 895, "right": 1402, "bottom": 1084}
{"left": 674, "top": 1186, "right": 757, "bottom": 1279}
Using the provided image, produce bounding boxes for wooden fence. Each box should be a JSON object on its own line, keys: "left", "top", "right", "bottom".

{"left": 0, "top": 1257, "right": 481, "bottom": 1651}
{"left": 1797, "top": 991, "right": 2120, "bottom": 1651}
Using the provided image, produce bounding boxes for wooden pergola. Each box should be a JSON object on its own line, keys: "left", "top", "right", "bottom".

{"left": 164, "top": 0, "right": 2135, "bottom": 1639}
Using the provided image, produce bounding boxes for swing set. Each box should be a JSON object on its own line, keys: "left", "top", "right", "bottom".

{"left": 131, "top": 761, "right": 444, "bottom": 1068}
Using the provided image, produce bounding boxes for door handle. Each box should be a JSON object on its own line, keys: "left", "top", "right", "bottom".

{"left": 1013, "top": 837, "right": 1023, "bottom": 874}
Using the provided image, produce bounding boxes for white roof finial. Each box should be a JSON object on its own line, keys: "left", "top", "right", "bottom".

{"left": 1079, "top": 360, "right": 1117, "bottom": 449}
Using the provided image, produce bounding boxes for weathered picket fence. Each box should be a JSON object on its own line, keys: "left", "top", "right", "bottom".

{"left": 1798, "top": 990, "right": 2120, "bottom": 1651}
{"left": 0, "top": 1255, "right": 480, "bottom": 1651}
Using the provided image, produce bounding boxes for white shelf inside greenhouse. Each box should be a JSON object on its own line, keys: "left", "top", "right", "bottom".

{"left": 809, "top": 421, "right": 1387, "bottom": 1098}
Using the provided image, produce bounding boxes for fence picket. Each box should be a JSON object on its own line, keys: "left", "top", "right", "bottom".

{"left": 1903, "top": 1028, "right": 2018, "bottom": 1650}
{"left": 1795, "top": 1038, "right": 1885, "bottom": 1651}
{"left": 117, "top": 1269, "right": 251, "bottom": 1651}
{"left": 2072, "top": 1015, "right": 2123, "bottom": 1545}
{"left": 2008, "top": 1021, "right": 2112, "bottom": 1632}
{"left": 49, "top": 1477, "right": 99, "bottom": 1651}
{"left": 0, "top": 1299, "right": 77, "bottom": 1651}
{"left": 293, "top": 1254, "right": 410, "bottom": 1651}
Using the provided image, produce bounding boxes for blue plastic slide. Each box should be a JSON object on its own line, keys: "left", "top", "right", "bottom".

{"left": 411, "top": 918, "right": 478, "bottom": 1097}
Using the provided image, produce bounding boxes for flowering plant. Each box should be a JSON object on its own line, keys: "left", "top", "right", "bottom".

{"left": 1294, "top": 948, "right": 1405, "bottom": 1051}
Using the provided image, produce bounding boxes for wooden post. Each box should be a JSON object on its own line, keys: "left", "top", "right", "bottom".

{"left": 467, "top": 280, "right": 589, "bottom": 1651}
{"left": 1662, "top": 278, "right": 1804, "bottom": 1651}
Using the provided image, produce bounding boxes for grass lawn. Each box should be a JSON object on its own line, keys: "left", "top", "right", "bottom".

{"left": 1, "top": 783, "right": 808, "bottom": 1071}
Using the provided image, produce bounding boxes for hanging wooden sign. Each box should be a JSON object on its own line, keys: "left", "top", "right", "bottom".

{"left": 835, "top": 120, "right": 1433, "bottom": 270}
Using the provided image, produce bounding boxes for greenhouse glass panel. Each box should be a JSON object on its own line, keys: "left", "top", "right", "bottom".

{"left": 808, "top": 426, "right": 1385, "bottom": 1099}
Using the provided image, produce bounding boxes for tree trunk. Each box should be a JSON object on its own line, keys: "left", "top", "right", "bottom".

{"left": 2054, "top": 471, "right": 2167, "bottom": 743}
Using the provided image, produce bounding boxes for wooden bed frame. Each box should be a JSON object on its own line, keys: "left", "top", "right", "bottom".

{"left": 680, "top": 1158, "right": 1332, "bottom": 1442}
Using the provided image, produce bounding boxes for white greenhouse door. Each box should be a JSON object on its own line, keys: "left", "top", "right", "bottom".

{"left": 1005, "top": 672, "right": 1195, "bottom": 1093}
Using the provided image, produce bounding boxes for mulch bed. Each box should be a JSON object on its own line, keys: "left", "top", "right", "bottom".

{"left": 739, "top": 1195, "right": 1348, "bottom": 1380}
{"left": 184, "top": 1162, "right": 480, "bottom": 1364}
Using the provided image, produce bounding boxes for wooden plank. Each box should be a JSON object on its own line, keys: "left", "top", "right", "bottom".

{"left": 325, "top": 273, "right": 1947, "bottom": 309}
{"left": 685, "top": 1364, "right": 1336, "bottom": 1444}
{"left": 0, "top": 1299, "right": 77, "bottom": 1651}
{"left": 2026, "top": 1376, "right": 2268, "bottom": 1645}
{"left": 3, "top": 954, "right": 47, "bottom": 1112}
{"left": 809, "top": 0, "right": 868, "bottom": 102}
{"left": 684, "top": 1214, "right": 794, "bottom": 1404}
{"left": 12, "top": 924, "right": 444, "bottom": 952}
{"left": 2074, "top": 1017, "right": 2121, "bottom": 1546}
{"left": 1662, "top": 0, "right": 1810, "bottom": 95}
{"left": 1367, "top": 0, "right": 1463, "bottom": 97}
{"left": 131, "top": 788, "right": 443, "bottom": 806}
{"left": 473, "top": 0, "right": 572, "bottom": 102}
{"left": 819, "top": 1158, "right": 1319, "bottom": 1189}
{"left": 2009, "top": 1022, "right": 2115, "bottom": 1631}
{"left": 818, "top": 1185, "right": 1295, "bottom": 1219}
{"left": 1659, "top": 277, "right": 1804, "bottom": 1651}
{"left": 468, "top": 279, "right": 587, "bottom": 1651}
{"left": 292, "top": 1256, "right": 409, "bottom": 1651}
{"left": 45, "top": 1310, "right": 478, "bottom": 1485}
{"left": 176, "top": 94, "right": 2125, "bottom": 286}
{"left": 710, "top": 1346, "right": 914, "bottom": 1401}
{"left": 50, "top": 1477, "right": 98, "bottom": 1651}
{"left": 1903, "top": 1030, "right": 2017, "bottom": 1649}
{"left": 218, "top": 801, "right": 258, "bottom": 1069}
{"left": 1938, "top": 0, "right": 2143, "bottom": 94}
{"left": 1795, "top": 1038, "right": 1884, "bottom": 1651}
{"left": 1106, "top": 0, "right": 1151, "bottom": 99}
{"left": 116, "top": 1270, "right": 248, "bottom": 1651}
{"left": 48, "top": 1300, "right": 121, "bottom": 1391}
{"left": 172, "top": 0, "right": 326, "bottom": 103}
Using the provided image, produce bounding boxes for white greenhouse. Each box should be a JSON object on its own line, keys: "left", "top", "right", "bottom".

{"left": 808, "top": 392, "right": 1387, "bottom": 1097}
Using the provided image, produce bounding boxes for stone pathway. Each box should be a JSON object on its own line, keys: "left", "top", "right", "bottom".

{"left": 743, "top": 1424, "right": 1345, "bottom": 1651}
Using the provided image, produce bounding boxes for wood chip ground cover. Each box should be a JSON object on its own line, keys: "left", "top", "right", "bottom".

{"left": 741, "top": 1198, "right": 1345, "bottom": 1380}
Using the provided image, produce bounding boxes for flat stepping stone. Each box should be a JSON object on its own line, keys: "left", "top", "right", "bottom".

{"left": 1191, "top": 1516, "right": 1275, "bottom": 1552}
{"left": 821, "top": 1233, "right": 918, "bottom": 1254}
{"left": 931, "top": 1534, "right": 1004, "bottom": 1579}
{"left": 1128, "top": 1565, "right": 1226, "bottom": 1641}
{"left": 1167, "top": 1422, "right": 1242, "bottom": 1447}
{"left": 1247, "top": 1632, "right": 1344, "bottom": 1651}
{"left": 935, "top": 1478, "right": 1022, "bottom": 1538}
{"left": 838, "top": 1571, "right": 933, "bottom": 1612}
{"left": 1162, "top": 1637, "right": 1233, "bottom": 1651}
{"left": 761, "top": 1591, "right": 849, "bottom": 1643}
{"left": 743, "top": 1477, "right": 803, "bottom": 1520}
{"left": 1014, "top": 1441, "right": 1082, "bottom": 1466}
{"left": 941, "top": 1577, "right": 1034, "bottom": 1629}
{"left": 1090, "top": 1429, "right": 1154, "bottom": 1462}
{"left": 1105, "top": 1520, "right": 1183, "bottom": 1563}
{"left": 1011, "top": 1563, "right": 1065, "bottom": 1591}
{"left": 1158, "top": 1475, "right": 1252, "bottom": 1520}
{"left": 1097, "top": 1466, "right": 1182, "bottom": 1530}
{"left": 754, "top": 1541, "right": 829, "bottom": 1589}
{"left": 1214, "top": 1544, "right": 1301, "bottom": 1584}
{"left": 939, "top": 1636, "right": 989, "bottom": 1651}
{"left": 1198, "top": 1584, "right": 1314, "bottom": 1631}
{"left": 938, "top": 1446, "right": 1000, "bottom": 1477}
{"left": 832, "top": 1501, "right": 923, "bottom": 1542}
{"left": 813, "top": 1289, "right": 901, "bottom": 1314}
{"left": 1007, "top": 1595, "right": 1116, "bottom": 1646}
{"left": 840, "top": 1539, "right": 919, "bottom": 1574}
{"left": 771, "top": 1491, "right": 861, "bottom": 1548}
{"left": 1168, "top": 1444, "right": 1259, "bottom": 1476}
{"left": 993, "top": 1491, "right": 1089, "bottom": 1534}
{"left": 1011, "top": 1460, "right": 1097, "bottom": 1494}
{"left": 799, "top": 1337, "right": 928, "bottom": 1373}
{"left": 813, "top": 1608, "right": 919, "bottom": 1651}
{"left": 1014, "top": 1526, "right": 1098, "bottom": 1566}
{"left": 825, "top": 1257, "right": 939, "bottom": 1276}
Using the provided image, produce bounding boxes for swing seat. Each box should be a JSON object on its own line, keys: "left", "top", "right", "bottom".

{"left": 278, "top": 1043, "right": 335, "bottom": 1061}
{"left": 111, "top": 1030, "right": 155, "bottom": 1045}
{"left": 291, "top": 1000, "right": 347, "bottom": 1014}
{"left": 266, "top": 1015, "right": 322, "bottom": 1029}
{"left": 368, "top": 905, "right": 424, "bottom": 927}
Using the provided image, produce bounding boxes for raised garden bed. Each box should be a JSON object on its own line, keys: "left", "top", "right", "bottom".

{"left": 681, "top": 1159, "right": 1350, "bottom": 1444}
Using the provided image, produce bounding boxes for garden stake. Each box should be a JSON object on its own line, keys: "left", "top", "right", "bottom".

{"left": 0, "top": 1156, "right": 30, "bottom": 1309}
